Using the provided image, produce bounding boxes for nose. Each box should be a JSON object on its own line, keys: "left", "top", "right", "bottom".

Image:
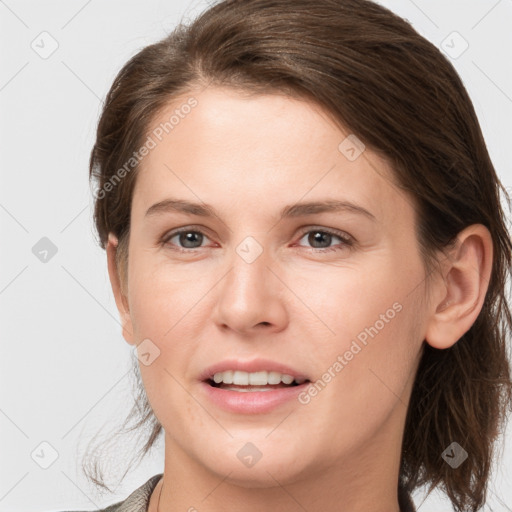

{"left": 212, "top": 242, "right": 288, "bottom": 336}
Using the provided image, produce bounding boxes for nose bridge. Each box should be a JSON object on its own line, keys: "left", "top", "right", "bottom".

{"left": 225, "top": 234, "right": 273, "bottom": 302}
{"left": 213, "top": 233, "right": 286, "bottom": 332}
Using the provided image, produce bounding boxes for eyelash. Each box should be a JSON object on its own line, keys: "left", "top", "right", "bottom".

{"left": 159, "top": 226, "right": 354, "bottom": 254}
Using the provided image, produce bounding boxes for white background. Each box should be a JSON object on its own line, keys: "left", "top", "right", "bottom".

{"left": 0, "top": 0, "right": 511, "bottom": 510}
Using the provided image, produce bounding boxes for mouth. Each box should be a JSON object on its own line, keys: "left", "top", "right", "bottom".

{"left": 199, "top": 374, "right": 312, "bottom": 414}
{"left": 197, "top": 361, "right": 312, "bottom": 412}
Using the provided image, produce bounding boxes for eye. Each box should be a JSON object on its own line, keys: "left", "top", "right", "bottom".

{"left": 161, "top": 228, "right": 212, "bottom": 252}
{"left": 295, "top": 227, "right": 354, "bottom": 252}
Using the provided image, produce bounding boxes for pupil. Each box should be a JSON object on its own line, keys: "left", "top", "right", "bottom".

{"left": 181, "top": 232, "right": 202, "bottom": 248}
{"left": 309, "top": 231, "right": 330, "bottom": 248}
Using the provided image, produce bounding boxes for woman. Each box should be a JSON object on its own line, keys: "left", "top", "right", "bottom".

{"left": 77, "top": 0, "right": 512, "bottom": 511}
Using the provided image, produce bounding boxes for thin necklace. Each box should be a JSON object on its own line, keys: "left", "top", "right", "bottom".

{"left": 156, "top": 478, "right": 163, "bottom": 512}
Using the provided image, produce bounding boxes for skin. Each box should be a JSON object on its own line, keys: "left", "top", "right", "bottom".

{"left": 106, "top": 86, "right": 493, "bottom": 512}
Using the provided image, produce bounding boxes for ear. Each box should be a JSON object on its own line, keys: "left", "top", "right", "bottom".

{"left": 106, "top": 232, "right": 135, "bottom": 346}
{"left": 425, "top": 224, "right": 493, "bottom": 349}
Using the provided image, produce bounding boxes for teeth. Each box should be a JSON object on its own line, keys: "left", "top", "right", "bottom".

{"left": 212, "top": 370, "right": 306, "bottom": 386}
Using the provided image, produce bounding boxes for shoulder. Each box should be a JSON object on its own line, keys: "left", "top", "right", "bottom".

{"left": 55, "top": 473, "right": 163, "bottom": 512}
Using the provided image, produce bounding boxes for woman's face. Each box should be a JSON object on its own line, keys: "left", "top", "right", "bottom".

{"left": 111, "top": 86, "right": 431, "bottom": 486}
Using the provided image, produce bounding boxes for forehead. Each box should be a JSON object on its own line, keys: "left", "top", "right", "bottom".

{"left": 131, "top": 86, "right": 411, "bottom": 225}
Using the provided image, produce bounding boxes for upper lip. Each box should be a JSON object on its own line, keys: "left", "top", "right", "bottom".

{"left": 199, "top": 358, "right": 310, "bottom": 382}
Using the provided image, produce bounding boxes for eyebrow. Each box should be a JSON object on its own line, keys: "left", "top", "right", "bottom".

{"left": 145, "top": 198, "right": 376, "bottom": 222}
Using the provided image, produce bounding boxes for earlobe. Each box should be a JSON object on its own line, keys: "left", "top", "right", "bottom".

{"left": 424, "top": 224, "right": 493, "bottom": 350}
{"left": 106, "top": 232, "right": 135, "bottom": 345}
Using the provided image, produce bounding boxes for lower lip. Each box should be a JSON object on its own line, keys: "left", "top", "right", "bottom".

{"left": 199, "top": 381, "right": 310, "bottom": 414}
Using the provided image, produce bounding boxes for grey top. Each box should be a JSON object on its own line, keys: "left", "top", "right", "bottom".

{"left": 94, "top": 474, "right": 162, "bottom": 512}
{"left": 57, "top": 474, "right": 163, "bottom": 512}
{"left": 60, "top": 473, "right": 416, "bottom": 512}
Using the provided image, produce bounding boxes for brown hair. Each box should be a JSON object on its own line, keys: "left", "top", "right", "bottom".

{"left": 86, "top": 1, "right": 512, "bottom": 510}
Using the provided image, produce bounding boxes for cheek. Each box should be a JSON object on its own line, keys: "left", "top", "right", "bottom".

{"left": 128, "top": 270, "right": 202, "bottom": 432}
{"left": 125, "top": 260, "right": 202, "bottom": 415}
{"left": 320, "top": 244, "right": 424, "bottom": 348}
{"left": 299, "top": 254, "right": 424, "bottom": 414}
{"left": 296, "top": 256, "right": 406, "bottom": 348}
{"left": 298, "top": 302, "right": 421, "bottom": 461}
{"left": 127, "top": 249, "right": 210, "bottom": 338}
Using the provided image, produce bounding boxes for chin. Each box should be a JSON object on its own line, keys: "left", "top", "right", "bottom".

{"left": 199, "top": 444, "right": 313, "bottom": 489}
